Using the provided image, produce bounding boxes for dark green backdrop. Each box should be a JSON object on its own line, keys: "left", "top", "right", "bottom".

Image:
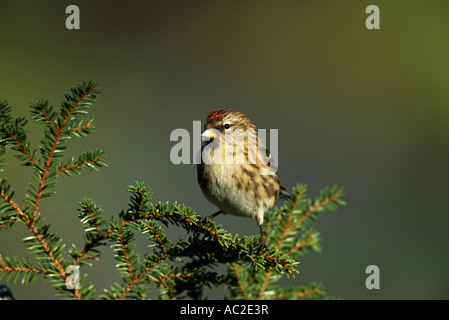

{"left": 1, "top": 0, "right": 448, "bottom": 299}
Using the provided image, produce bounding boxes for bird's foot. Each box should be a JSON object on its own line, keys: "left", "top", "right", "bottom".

{"left": 253, "top": 236, "right": 271, "bottom": 255}
{"left": 200, "top": 214, "right": 215, "bottom": 223}
{"left": 200, "top": 210, "right": 222, "bottom": 223}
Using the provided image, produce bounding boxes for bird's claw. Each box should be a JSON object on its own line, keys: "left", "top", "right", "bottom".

{"left": 253, "top": 236, "right": 271, "bottom": 255}
{"left": 200, "top": 210, "right": 222, "bottom": 224}
{"left": 200, "top": 215, "right": 214, "bottom": 223}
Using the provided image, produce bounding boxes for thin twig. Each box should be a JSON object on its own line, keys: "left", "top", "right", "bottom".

{"left": 232, "top": 263, "right": 250, "bottom": 300}
{"left": 6, "top": 131, "right": 38, "bottom": 165}
{"left": 36, "top": 105, "right": 57, "bottom": 131}
{"left": 56, "top": 157, "right": 103, "bottom": 174}
{"left": 0, "top": 258, "right": 50, "bottom": 275}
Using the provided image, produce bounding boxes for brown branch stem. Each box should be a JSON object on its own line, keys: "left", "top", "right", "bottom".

{"left": 56, "top": 157, "right": 102, "bottom": 174}
{"left": 36, "top": 105, "right": 57, "bottom": 131}
{"left": 73, "top": 122, "right": 92, "bottom": 132}
{"left": 0, "top": 258, "right": 50, "bottom": 275}
{"left": 6, "top": 131, "right": 38, "bottom": 165}
{"left": 232, "top": 263, "right": 250, "bottom": 300}
{"left": 32, "top": 85, "right": 95, "bottom": 219}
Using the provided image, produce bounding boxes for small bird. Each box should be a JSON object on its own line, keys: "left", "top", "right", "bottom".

{"left": 197, "top": 108, "right": 289, "bottom": 254}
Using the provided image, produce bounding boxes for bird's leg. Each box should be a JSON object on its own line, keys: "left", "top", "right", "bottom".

{"left": 253, "top": 223, "right": 271, "bottom": 255}
{"left": 200, "top": 210, "right": 223, "bottom": 223}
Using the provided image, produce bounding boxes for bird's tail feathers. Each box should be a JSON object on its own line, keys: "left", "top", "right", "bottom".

{"left": 279, "top": 185, "right": 291, "bottom": 200}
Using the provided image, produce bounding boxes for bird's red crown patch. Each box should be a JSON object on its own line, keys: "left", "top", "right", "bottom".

{"left": 206, "top": 109, "right": 227, "bottom": 122}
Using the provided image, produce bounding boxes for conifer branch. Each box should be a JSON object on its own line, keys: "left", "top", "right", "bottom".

{"left": 73, "top": 122, "right": 92, "bottom": 132}
{"left": 56, "top": 158, "right": 101, "bottom": 174}
{"left": 59, "top": 84, "right": 96, "bottom": 130}
{"left": 4, "top": 131, "right": 38, "bottom": 166}
{"left": 0, "top": 200, "right": 80, "bottom": 297}
{"left": 118, "top": 227, "right": 136, "bottom": 280}
{"left": 300, "top": 193, "right": 341, "bottom": 224}
{"left": 0, "top": 257, "right": 49, "bottom": 276}
{"left": 56, "top": 153, "right": 106, "bottom": 176}
{"left": 33, "top": 137, "right": 59, "bottom": 218}
{"left": 0, "top": 219, "right": 15, "bottom": 230}
{"left": 272, "top": 286, "right": 321, "bottom": 300}
{"left": 82, "top": 202, "right": 101, "bottom": 235}
{"left": 232, "top": 263, "right": 250, "bottom": 300}
{"left": 0, "top": 189, "right": 25, "bottom": 219}
{"left": 276, "top": 188, "right": 303, "bottom": 251}
{"left": 34, "top": 104, "right": 58, "bottom": 131}
{"left": 26, "top": 224, "right": 67, "bottom": 279}
{"left": 1, "top": 81, "right": 100, "bottom": 300}
{"left": 0, "top": 255, "right": 50, "bottom": 286}
{"left": 229, "top": 184, "right": 346, "bottom": 300}
{"left": 0, "top": 81, "right": 345, "bottom": 300}
{"left": 287, "top": 232, "right": 317, "bottom": 256}
{"left": 31, "top": 83, "right": 97, "bottom": 219}
{"left": 255, "top": 187, "right": 303, "bottom": 300}
{"left": 295, "top": 288, "right": 320, "bottom": 298}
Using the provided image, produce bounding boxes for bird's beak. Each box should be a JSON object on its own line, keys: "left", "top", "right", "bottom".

{"left": 201, "top": 128, "right": 217, "bottom": 139}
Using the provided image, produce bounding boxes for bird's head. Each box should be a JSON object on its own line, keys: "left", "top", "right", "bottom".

{"left": 202, "top": 108, "right": 256, "bottom": 140}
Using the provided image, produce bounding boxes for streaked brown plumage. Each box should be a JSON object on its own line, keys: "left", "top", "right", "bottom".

{"left": 197, "top": 108, "right": 289, "bottom": 253}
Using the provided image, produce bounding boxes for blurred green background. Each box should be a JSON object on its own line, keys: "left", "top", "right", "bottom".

{"left": 1, "top": 0, "right": 448, "bottom": 299}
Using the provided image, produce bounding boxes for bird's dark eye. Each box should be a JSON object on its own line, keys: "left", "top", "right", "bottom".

{"left": 224, "top": 124, "right": 230, "bottom": 129}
